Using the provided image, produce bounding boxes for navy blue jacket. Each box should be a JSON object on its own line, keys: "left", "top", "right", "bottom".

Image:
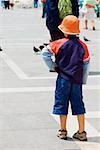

{"left": 46, "top": 0, "right": 79, "bottom": 31}
{"left": 49, "top": 36, "right": 86, "bottom": 84}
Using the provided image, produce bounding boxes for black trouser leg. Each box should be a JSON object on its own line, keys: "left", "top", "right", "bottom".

{"left": 42, "top": 3, "right": 46, "bottom": 18}
{"left": 49, "top": 29, "right": 64, "bottom": 41}
{"left": 7, "top": 1, "right": 9, "bottom": 9}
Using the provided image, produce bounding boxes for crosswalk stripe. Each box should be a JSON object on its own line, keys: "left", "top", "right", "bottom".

{"left": 0, "top": 52, "right": 28, "bottom": 79}
{"left": 0, "top": 85, "right": 100, "bottom": 93}
{"left": 0, "top": 51, "right": 100, "bottom": 80}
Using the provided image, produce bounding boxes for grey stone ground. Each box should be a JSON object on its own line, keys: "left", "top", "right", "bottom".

{"left": 0, "top": 8, "right": 100, "bottom": 150}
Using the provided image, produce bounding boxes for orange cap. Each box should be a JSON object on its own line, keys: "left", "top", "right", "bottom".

{"left": 58, "top": 15, "right": 80, "bottom": 35}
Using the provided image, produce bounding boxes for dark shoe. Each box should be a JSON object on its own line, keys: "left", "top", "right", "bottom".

{"left": 0, "top": 47, "right": 3, "bottom": 51}
{"left": 93, "top": 27, "right": 96, "bottom": 30}
{"left": 73, "top": 131, "right": 87, "bottom": 141}
{"left": 39, "top": 45, "right": 44, "bottom": 50}
{"left": 43, "top": 43, "right": 48, "bottom": 46}
{"left": 57, "top": 129, "right": 67, "bottom": 140}
{"left": 49, "top": 39, "right": 52, "bottom": 42}
{"left": 42, "top": 16, "right": 45, "bottom": 18}
{"left": 84, "top": 27, "right": 88, "bottom": 30}
{"left": 83, "top": 36, "right": 90, "bottom": 42}
{"left": 33, "top": 46, "right": 40, "bottom": 52}
{"left": 49, "top": 69, "right": 56, "bottom": 72}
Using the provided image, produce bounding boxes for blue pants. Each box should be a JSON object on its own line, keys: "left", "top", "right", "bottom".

{"left": 53, "top": 75, "right": 86, "bottom": 115}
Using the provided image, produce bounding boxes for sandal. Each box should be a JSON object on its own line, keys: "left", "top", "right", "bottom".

{"left": 57, "top": 129, "right": 67, "bottom": 139}
{"left": 73, "top": 131, "right": 87, "bottom": 141}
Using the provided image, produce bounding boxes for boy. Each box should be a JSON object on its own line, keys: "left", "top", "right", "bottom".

{"left": 41, "top": 15, "right": 90, "bottom": 141}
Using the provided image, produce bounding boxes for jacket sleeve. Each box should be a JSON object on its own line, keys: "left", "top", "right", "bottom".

{"left": 79, "top": 40, "right": 90, "bottom": 62}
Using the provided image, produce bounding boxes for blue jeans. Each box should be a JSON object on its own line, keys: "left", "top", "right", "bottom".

{"left": 53, "top": 75, "right": 86, "bottom": 115}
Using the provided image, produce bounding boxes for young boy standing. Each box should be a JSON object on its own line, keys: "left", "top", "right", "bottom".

{"left": 41, "top": 15, "right": 90, "bottom": 141}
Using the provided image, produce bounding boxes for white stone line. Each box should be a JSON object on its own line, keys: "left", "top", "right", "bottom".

{"left": 75, "top": 141, "right": 100, "bottom": 150}
{"left": 86, "top": 111, "right": 100, "bottom": 118}
{"left": 51, "top": 114, "right": 100, "bottom": 150}
{"left": 26, "top": 76, "right": 57, "bottom": 80}
{"left": 88, "top": 75, "right": 100, "bottom": 78}
{"left": 26, "top": 75, "right": 100, "bottom": 80}
{"left": 64, "top": 111, "right": 100, "bottom": 119}
{"left": 0, "top": 52, "right": 28, "bottom": 79}
{"left": 0, "top": 87, "right": 55, "bottom": 93}
{"left": 0, "top": 38, "right": 46, "bottom": 42}
{"left": 83, "top": 85, "right": 100, "bottom": 90}
{"left": 0, "top": 85, "right": 100, "bottom": 93}
{"left": 0, "top": 51, "right": 100, "bottom": 80}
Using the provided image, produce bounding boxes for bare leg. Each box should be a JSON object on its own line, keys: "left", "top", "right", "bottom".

{"left": 85, "top": 20, "right": 88, "bottom": 29}
{"left": 77, "top": 114, "right": 85, "bottom": 133}
{"left": 73, "top": 114, "right": 87, "bottom": 141}
{"left": 57, "top": 115, "right": 67, "bottom": 139}
{"left": 60, "top": 115, "right": 67, "bottom": 130}
{"left": 92, "top": 20, "right": 95, "bottom": 30}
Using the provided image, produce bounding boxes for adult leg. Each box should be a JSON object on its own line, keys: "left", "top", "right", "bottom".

{"left": 7, "top": 1, "right": 10, "bottom": 9}
{"left": 49, "top": 29, "right": 64, "bottom": 41}
{"left": 42, "top": 3, "right": 46, "bottom": 18}
{"left": 92, "top": 20, "right": 95, "bottom": 30}
{"left": 84, "top": 19, "right": 88, "bottom": 29}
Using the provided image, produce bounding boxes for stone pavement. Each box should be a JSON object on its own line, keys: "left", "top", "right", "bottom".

{"left": 0, "top": 8, "right": 100, "bottom": 150}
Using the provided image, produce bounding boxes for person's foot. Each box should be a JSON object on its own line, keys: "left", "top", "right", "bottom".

{"left": 57, "top": 129, "right": 67, "bottom": 140}
{"left": 84, "top": 27, "right": 88, "bottom": 30}
{"left": 33, "top": 46, "right": 40, "bottom": 52}
{"left": 39, "top": 45, "right": 44, "bottom": 50}
{"left": 93, "top": 27, "right": 96, "bottom": 30}
{"left": 33, "top": 43, "right": 48, "bottom": 53}
{"left": 83, "top": 36, "right": 90, "bottom": 42}
{"left": 73, "top": 131, "right": 87, "bottom": 141}
{"left": 0, "top": 47, "right": 3, "bottom": 51}
{"left": 49, "top": 69, "right": 56, "bottom": 72}
{"left": 42, "top": 16, "right": 45, "bottom": 18}
{"left": 43, "top": 43, "right": 48, "bottom": 46}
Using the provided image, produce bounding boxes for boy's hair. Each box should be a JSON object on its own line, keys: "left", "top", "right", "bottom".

{"left": 58, "top": 15, "right": 80, "bottom": 35}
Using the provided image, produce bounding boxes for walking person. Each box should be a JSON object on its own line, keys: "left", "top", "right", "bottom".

{"left": 82, "top": 0, "right": 96, "bottom": 30}
{"left": 34, "top": 0, "right": 38, "bottom": 8}
{"left": 41, "top": 0, "right": 46, "bottom": 18}
{"left": 95, "top": 0, "right": 100, "bottom": 18}
{"left": 33, "top": 0, "right": 89, "bottom": 53}
{"left": 46, "top": 0, "right": 79, "bottom": 41}
{"left": 41, "top": 15, "right": 90, "bottom": 141}
{"left": 1, "top": 0, "right": 5, "bottom": 8}
{"left": 9, "top": 0, "right": 14, "bottom": 9}
{"left": 4, "top": 0, "right": 10, "bottom": 9}
{"left": 33, "top": 0, "right": 63, "bottom": 52}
